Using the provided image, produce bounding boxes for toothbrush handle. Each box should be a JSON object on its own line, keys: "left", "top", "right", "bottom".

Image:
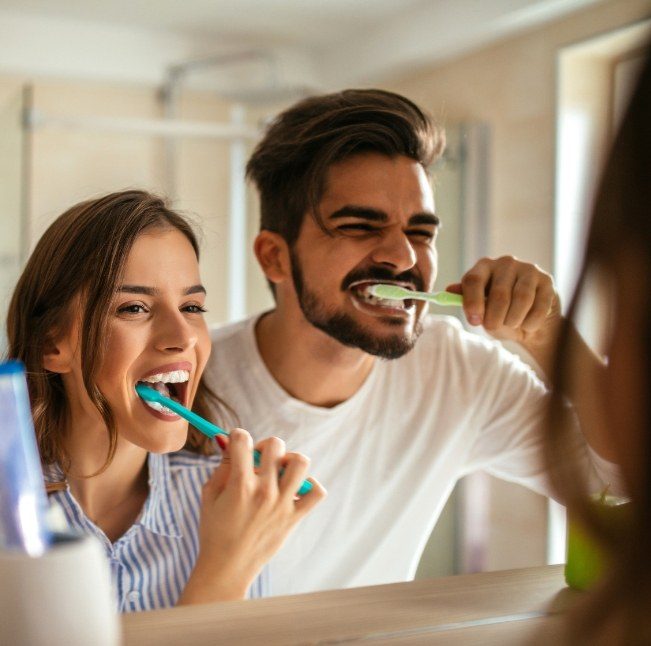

{"left": 252, "top": 449, "right": 314, "bottom": 496}
{"left": 149, "top": 394, "right": 313, "bottom": 495}
{"left": 428, "top": 291, "right": 464, "bottom": 306}
{"left": 155, "top": 396, "right": 228, "bottom": 438}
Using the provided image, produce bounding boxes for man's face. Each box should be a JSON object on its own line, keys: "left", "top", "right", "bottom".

{"left": 290, "top": 152, "right": 438, "bottom": 359}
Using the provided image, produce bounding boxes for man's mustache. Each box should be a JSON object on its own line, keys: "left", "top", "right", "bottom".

{"left": 341, "top": 267, "right": 424, "bottom": 292}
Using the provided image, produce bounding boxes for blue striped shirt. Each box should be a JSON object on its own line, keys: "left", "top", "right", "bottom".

{"left": 43, "top": 450, "right": 267, "bottom": 612}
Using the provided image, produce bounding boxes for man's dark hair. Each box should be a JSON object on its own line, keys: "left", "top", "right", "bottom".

{"left": 246, "top": 88, "right": 445, "bottom": 247}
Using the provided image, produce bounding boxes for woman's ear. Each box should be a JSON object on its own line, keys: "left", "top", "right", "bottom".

{"left": 254, "top": 231, "right": 291, "bottom": 285}
{"left": 42, "top": 333, "right": 75, "bottom": 374}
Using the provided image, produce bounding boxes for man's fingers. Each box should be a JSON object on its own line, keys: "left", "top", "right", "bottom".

{"left": 461, "top": 258, "right": 557, "bottom": 335}
{"left": 461, "top": 259, "right": 492, "bottom": 325}
{"left": 521, "top": 283, "right": 555, "bottom": 332}
{"left": 503, "top": 276, "right": 538, "bottom": 328}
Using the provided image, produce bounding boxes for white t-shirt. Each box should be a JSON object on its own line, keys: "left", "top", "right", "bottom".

{"left": 205, "top": 314, "right": 618, "bottom": 596}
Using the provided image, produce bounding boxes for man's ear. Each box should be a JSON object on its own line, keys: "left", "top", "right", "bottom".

{"left": 254, "top": 231, "right": 292, "bottom": 285}
{"left": 42, "top": 333, "right": 74, "bottom": 374}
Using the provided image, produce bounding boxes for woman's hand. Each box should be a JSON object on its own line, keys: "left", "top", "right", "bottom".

{"left": 178, "top": 428, "right": 326, "bottom": 604}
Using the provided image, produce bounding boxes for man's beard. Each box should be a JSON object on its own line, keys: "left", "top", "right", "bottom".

{"left": 289, "top": 249, "right": 424, "bottom": 360}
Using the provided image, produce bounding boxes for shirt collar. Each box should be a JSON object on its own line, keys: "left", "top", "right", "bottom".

{"left": 42, "top": 453, "right": 183, "bottom": 539}
{"left": 138, "top": 452, "right": 183, "bottom": 538}
{"left": 42, "top": 461, "right": 66, "bottom": 485}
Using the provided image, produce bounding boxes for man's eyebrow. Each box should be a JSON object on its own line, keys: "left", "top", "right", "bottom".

{"left": 328, "top": 206, "right": 388, "bottom": 222}
{"left": 328, "top": 205, "right": 439, "bottom": 228}
{"left": 408, "top": 213, "right": 440, "bottom": 227}
{"left": 118, "top": 284, "right": 206, "bottom": 296}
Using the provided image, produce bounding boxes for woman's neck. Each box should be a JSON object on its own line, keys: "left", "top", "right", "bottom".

{"left": 64, "top": 420, "right": 150, "bottom": 543}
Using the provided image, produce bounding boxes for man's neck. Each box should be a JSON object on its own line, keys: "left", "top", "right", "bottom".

{"left": 255, "top": 309, "right": 375, "bottom": 408}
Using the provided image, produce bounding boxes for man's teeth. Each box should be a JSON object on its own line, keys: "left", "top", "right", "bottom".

{"left": 357, "top": 288, "right": 409, "bottom": 308}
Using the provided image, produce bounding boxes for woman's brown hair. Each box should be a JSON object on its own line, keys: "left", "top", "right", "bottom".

{"left": 6, "top": 190, "right": 232, "bottom": 477}
{"left": 546, "top": 49, "right": 651, "bottom": 644}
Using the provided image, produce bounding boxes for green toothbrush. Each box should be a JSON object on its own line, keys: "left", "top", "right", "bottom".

{"left": 367, "top": 284, "right": 464, "bottom": 306}
{"left": 135, "top": 383, "right": 313, "bottom": 496}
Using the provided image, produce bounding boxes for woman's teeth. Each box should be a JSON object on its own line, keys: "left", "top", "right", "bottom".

{"left": 144, "top": 399, "right": 176, "bottom": 415}
{"left": 138, "top": 370, "right": 189, "bottom": 415}
{"left": 140, "top": 370, "right": 189, "bottom": 385}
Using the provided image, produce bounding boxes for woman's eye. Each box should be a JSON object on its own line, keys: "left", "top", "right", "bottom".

{"left": 117, "top": 303, "right": 148, "bottom": 315}
{"left": 183, "top": 304, "right": 208, "bottom": 314}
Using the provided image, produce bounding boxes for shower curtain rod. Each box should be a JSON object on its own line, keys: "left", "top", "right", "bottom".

{"left": 25, "top": 107, "right": 260, "bottom": 140}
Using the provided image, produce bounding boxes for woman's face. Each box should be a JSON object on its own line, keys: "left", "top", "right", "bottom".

{"left": 61, "top": 227, "right": 211, "bottom": 453}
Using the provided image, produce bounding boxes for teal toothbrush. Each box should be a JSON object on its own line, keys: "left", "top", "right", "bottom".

{"left": 135, "top": 383, "right": 313, "bottom": 496}
{"left": 367, "top": 284, "right": 463, "bottom": 306}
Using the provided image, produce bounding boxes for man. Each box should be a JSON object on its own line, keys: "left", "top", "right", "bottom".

{"left": 204, "top": 89, "right": 618, "bottom": 596}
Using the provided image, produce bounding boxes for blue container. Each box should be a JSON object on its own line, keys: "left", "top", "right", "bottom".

{"left": 0, "top": 361, "right": 51, "bottom": 556}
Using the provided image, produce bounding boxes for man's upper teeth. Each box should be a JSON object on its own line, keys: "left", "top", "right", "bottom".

{"left": 141, "top": 370, "right": 189, "bottom": 384}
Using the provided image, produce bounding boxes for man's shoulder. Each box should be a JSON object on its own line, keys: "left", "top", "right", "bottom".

{"left": 406, "top": 314, "right": 515, "bottom": 369}
{"left": 417, "top": 314, "right": 484, "bottom": 352}
{"left": 210, "top": 315, "right": 255, "bottom": 345}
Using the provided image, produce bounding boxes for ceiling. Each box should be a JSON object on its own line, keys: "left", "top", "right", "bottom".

{"left": 0, "top": 0, "right": 607, "bottom": 88}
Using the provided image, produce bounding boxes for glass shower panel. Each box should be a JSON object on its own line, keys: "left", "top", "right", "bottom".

{"left": 0, "top": 89, "right": 25, "bottom": 354}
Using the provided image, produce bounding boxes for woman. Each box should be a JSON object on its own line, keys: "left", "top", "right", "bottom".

{"left": 6, "top": 190, "right": 326, "bottom": 612}
{"left": 545, "top": 50, "right": 651, "bottom": 644}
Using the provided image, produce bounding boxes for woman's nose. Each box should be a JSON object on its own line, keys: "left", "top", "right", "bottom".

{"left": 154, "top": 310, "right": 197, "bottom": 353}
{"left": 370, "top": 231, "right": 417, "bottom": 273}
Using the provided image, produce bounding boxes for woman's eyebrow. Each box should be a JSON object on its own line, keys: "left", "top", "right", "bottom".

{"left": 118, "top": 285, "right": 206, "bottom": 295}
{"left": 119, "top": 285, "right": 157, "bottom": 296}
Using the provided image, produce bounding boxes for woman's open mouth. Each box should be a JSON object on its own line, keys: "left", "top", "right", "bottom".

{"left": 348, "top": 280, "right": 416, "bottom": 317}
{"left": 136, "top": 369, "right": 189, "bottom": 420}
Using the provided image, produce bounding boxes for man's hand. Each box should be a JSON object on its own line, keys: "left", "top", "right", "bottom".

{"left": 447, "top": 256, "right": 562, "bottom": 373}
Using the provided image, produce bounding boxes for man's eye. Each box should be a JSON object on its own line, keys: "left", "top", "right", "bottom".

{"left": 408, "top": 230, "right": 435, "bottom": 241}
{"left": 337, "top": 223, "right": 377, "bottom": 233}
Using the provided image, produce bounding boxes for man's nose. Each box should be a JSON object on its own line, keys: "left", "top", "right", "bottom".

{"left": 369, "top": 230, "right": 417, "bottom": 273}
{"left": 154, "top": 309, "right": 197, "bottom": 353}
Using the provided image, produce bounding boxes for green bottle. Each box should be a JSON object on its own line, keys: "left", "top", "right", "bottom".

{"left": 565, "top": 492, "right": 630, "bottom": 591}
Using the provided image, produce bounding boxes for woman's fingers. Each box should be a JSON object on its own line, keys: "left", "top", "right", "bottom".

{"left": 255, "top": 436, "right": 286, "bottom": 485}
{"left": 203, "top": 461, "right": 230, "bottom": 499}
{"left": 226, "top": 428, "right": 255, "bottom": 484}
{"left": 293, "top": 477, "right": 327, "bottom": 515}
{"left": 211, "top": 431, "right": 324, "bottom": 509}
{"left": 277, "top": 451, "right": 310, "bottom": 497}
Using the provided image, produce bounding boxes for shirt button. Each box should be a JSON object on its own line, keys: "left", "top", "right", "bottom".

{"left": 127, "top": 591, "right": 141, "bottom": 604}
